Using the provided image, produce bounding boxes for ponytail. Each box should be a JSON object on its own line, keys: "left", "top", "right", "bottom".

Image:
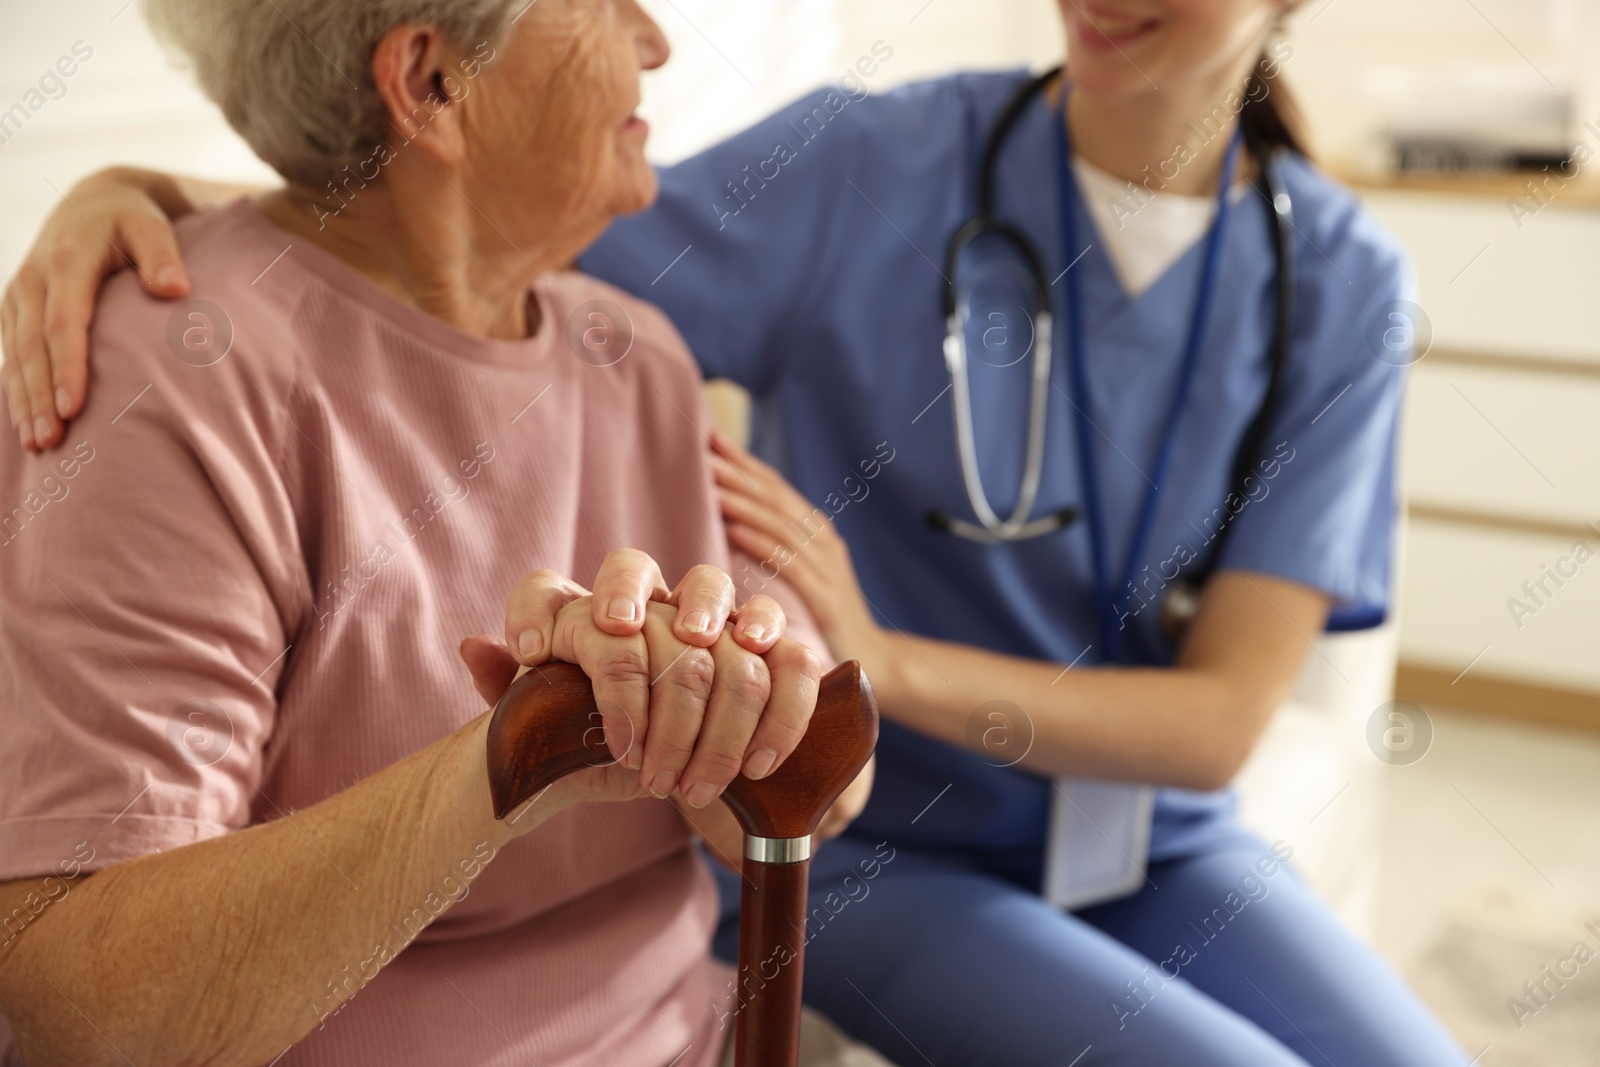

{"left": 1240, "top": 38, "right": 1310, "bottom": 160}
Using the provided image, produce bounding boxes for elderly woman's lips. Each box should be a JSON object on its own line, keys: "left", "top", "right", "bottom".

{"left": 622, "top": 114, "right": 648, "bottom": 134}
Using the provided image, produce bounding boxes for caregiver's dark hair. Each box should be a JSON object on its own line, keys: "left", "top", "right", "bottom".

{"left": 1241, "top": 40, "right": 1310, "bottom": 159}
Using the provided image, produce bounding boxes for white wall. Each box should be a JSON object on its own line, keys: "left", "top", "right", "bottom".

{"left": 651, "top": 0, "right": 1600, "bottom": 170}
{"left": 5, "top": 1, "right": 1593, "bottom": 270}
{"left": 0, "top": 2, "right": 276, "bottom": 280}
{"left": 1286, "top": 0, "right": 1599, "bottom": 167}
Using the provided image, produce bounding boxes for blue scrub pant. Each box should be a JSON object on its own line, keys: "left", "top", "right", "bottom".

{"left": 711, "top": 829, "right": 1468, "bottom": 1066}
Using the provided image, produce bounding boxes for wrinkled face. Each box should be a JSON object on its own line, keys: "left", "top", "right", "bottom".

{"left": 1056, "top": 0, "right": 1283, "bottom": 99}
{"left": 452, "top": 0, "right": 668, "bottom": 259}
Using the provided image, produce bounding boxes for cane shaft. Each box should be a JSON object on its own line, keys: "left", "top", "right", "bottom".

{"left": 485, "top": 660, "right": 876, "bottom": 1067}
{"left": 735, "top": 857, "right": 811, "bottom": 1067}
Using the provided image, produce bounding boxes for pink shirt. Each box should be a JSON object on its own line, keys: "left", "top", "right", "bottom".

{"left": 0, "top": 201, "right": 784, "bottom": 1066}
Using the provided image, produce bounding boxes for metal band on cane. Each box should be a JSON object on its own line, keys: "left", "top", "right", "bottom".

{"left": 745, "top": 835, "right": 812, "bottom": 864}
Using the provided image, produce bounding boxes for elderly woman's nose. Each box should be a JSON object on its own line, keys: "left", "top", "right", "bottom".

{"left": 624, "top": 0, "right": 670, "bottom": 70}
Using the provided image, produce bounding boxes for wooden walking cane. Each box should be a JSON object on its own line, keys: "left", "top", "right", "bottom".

{"left": 484, "top": 659, "right": 879, "bottom": 1067}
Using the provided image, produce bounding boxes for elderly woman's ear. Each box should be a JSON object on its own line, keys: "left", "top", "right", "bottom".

{"left": 371, "top": 26, "right": 471, "bottom": 164}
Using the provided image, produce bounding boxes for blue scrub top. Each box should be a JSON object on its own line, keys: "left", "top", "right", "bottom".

{"left": 583, "top": 70, "right": 1413, "bottom": 868}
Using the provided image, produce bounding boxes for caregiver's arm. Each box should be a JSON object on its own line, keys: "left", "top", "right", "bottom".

{"left": 1, "top": 166, "right": 265, "bottom": 448}
{"left": 712, "top": 431, "right": 1329, "bottom": 794}
{"left": 868, "top": 573, "right": 1327, "bottom": 793}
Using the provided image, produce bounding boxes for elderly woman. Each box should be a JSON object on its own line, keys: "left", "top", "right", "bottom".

{"left": 0, "top": 1, "right": 880, "bottom": 1065}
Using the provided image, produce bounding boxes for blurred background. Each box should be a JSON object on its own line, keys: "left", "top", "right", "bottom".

{"left": 3, "top": 1, "right": 1599, "bottom": 1062}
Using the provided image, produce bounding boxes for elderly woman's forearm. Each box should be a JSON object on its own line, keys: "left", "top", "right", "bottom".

{"left": 0, "top": 715, "right": 516, "bottom": 1067}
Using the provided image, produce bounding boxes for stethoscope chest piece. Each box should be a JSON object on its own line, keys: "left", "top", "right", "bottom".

{"left": 928, "top": 67, "right": 1075, "bottom": 547}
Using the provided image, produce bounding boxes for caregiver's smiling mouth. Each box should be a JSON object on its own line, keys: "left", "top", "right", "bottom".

{"left": 1067, "top": 2, "right": 1161, "bottom": 52}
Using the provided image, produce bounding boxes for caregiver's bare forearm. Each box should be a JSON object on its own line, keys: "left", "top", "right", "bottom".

{"left": 877, "top": 572, "right": 1330, "bottom": 792}
{"left": 0, "top": 714, "right": 519, "bottom": 1067}
{"left": 105, "top": 164, "right": 271, "bottom": 216}
{"left": 882, "top": 647, "right": 1252, "bottom": 789}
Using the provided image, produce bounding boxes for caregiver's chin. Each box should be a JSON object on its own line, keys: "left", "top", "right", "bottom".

{"left": 262, "top": 0, "right": 668, "bottom": 343}
{"left": 1057, "top": 0, "right": 1293, "bottom": 198}
{"left": 1059, "top": 0, "right": 1282, "bottom": 97}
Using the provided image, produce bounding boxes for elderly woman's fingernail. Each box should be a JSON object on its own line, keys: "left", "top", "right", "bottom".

{"left": 744, "top": 748, "right": 777, "bottom": 779}
{"left": 741, "top": 623, "right": 765, "bottom": 643}
{"left": 518, "top": 630, "right": 542, "bottom": 659}
{"left": 55, "top": 388, "right": 71, "bottom": 418}
{"left": 18, "top": 421, "right": 34, "bottom": 449}
{"left": 607, "top": 597, "right": 638, "bottom": 622}
{"left": 32, "top": 416, "right": 50, "bottom": 444}
{"left": 685, "top": 781, "right": 718, "bottom": 809}
{"left": 682, "top": 609, "right": 711, "bottom": 634}
{"left": 649, "top": 771, "right": 677, "bottom": 798}
{"left": 157, "top": 265, "right": 184, "bottom": 289}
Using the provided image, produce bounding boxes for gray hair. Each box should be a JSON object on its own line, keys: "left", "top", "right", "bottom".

{"left": 145, "top": 0, "right": 521, "bottom": 188}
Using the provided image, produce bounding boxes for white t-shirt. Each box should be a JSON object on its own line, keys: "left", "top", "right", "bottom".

{"left": 1071, "top": 155, "right": 1247, "bottom": 297}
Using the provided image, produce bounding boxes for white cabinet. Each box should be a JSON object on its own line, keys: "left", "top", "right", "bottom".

{"left": 1362, "top": 186, "right": 1600, "bottom": 714}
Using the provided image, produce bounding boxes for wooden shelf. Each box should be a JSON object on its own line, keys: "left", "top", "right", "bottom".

{"left": 1330, "top": 166, "right": 1600, "bottom": 209}
{"left": 1397, "top": 661, "right": 1600, "bottom": 734}
{"left": 1422, "top": 346, "right": 1600, "bottom": 379}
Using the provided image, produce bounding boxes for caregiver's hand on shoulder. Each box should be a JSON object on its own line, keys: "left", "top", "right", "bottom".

{"left": 464, "top": 549, "right": 823, "bottom": 817}
{"left": 1, "top": 166, "right": 194, "bottom": 451}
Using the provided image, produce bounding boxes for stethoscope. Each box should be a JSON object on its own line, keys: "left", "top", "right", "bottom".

{"left": 927, "top": 66, "right": 1296, "bottom": 654}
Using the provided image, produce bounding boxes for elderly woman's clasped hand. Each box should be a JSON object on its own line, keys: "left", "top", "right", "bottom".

{"left": 459, "top": 548, "right": 826, "bottom": 828}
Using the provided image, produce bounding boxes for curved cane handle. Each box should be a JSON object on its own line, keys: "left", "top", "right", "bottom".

{"left": 484, "top": 663, "right": 612, "bottom": 819}
{"left": 485, "top": 660, "right": 877, "bottom": 825}
{"left": 483, "top": 659, "right": 878, "bottom": 1067}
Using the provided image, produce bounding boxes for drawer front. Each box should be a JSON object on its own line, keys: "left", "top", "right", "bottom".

{"left": 1365, "top": 192, "right": 1600, "bottom": 362}
{"left": 1403, "top": 361, "right": 1600, "bottom": 526}
{"left": 1400, "top": 518, "right": 1600, "bottom": 691}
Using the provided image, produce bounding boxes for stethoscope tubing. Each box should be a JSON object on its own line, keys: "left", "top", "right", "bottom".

{"left": 932, "top": 65, "right": 1297, "bottom": 656}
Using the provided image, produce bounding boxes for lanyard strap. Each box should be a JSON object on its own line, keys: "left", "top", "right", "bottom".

{"left": 1055, "top": 100, "right": 1243, "bottom": 664}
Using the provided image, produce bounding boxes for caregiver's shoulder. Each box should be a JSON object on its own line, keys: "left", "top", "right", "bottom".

{"left": 1278, "top": 153, "right": 1412, "bottom": 294}
{"left": 855, "top": 67, "right": 1029, "bottom": 120}
{"left": 762, "top": 67, "right": 1030, "bottom": 165}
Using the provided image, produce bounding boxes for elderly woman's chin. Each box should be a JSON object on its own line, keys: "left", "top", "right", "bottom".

{"left": 609, "top": 135, "right": 659, "bottom": 218}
